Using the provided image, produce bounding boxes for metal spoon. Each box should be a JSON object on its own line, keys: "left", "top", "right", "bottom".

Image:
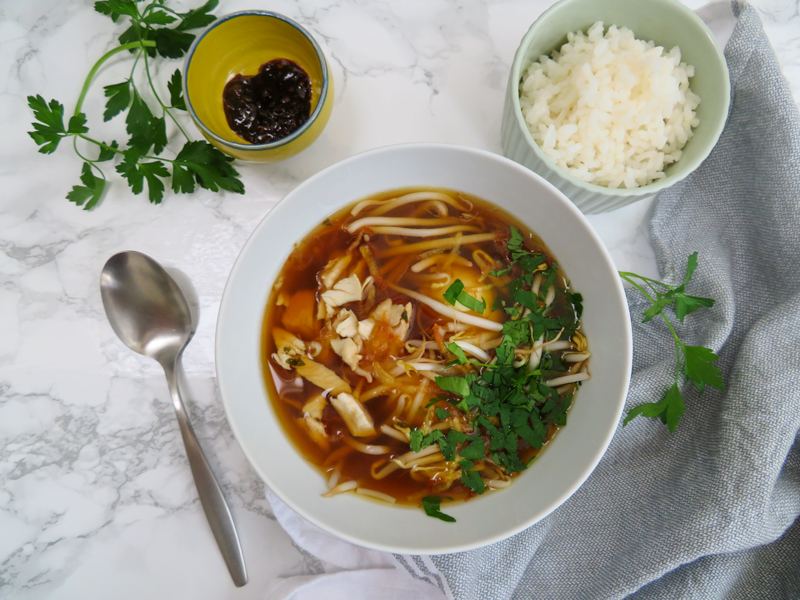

{"left": 100, "top": 251, "right": 248, "bottom": 587}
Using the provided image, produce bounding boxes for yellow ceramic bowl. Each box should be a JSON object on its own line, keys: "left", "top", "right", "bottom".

{"left": 182, "top": 11, "right": 333, "bottom": 162}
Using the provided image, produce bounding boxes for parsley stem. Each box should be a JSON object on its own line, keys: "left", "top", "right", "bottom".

{"left": 71, "top": 137, "right": 107, "bottom": 181}
{"left": 141, "top": 48, "right": 190, "bottom": 141}
{"left": 133, "top": 19, "right": 191, "bottom": 142}
{"left": 617, "top": 271, "right": 674, "bottom": 290}
{"left": 143, "top": 4, "right": 182, "bottom": 19}
{"left": 77, "top": 134, "right": 125, "bottom": 154}
{"left": 74, "top": 41, "right": 156, "bottom": 116}
{"left": 619, "top": 272, "right": 683, "bottom": 383}
{"left": 78, "top": 133, "right": 172, "bottom": 164}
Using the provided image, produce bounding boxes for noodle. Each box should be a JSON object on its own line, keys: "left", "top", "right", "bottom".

{"left": 356, "top": 488, "right": 397, "bottom": 503}
{"left": 343, "top": 437, "right": 392, "bottom": 455}
{"left": 322, "top": 480, "right": 357, "bottom": 497}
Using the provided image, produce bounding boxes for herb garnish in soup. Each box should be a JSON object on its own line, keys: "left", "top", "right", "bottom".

{"left": 261, "top": 188, "right": 589, "bottom": 521}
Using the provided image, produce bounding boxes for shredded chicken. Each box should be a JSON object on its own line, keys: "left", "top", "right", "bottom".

{"left": 319, "top": 254, "right": 352, "bottom": 289}
{"left": 271, "top": 327, "right": 307, "bottom": 369}
{"left": 371, "top": 298, "right": 413, "bottom": 341}
{"left": 295, "top": 360, "right": 351, "bottom": 396}
{"left": 331, "top": 392, "right": 376, "bottom": 437}
{"left": 331, "top": 337, "right": 362, "bottom": 371}
{"left": 358, "top": 318, "right": 375, "bottom": 339}
{"left": 334, "top": 309, "right": 359, "bottom": 338}
{"left": 301, "top": 393, "right": 329, "bottom": 450}
{"left": 322, "top": 273, "right": 371, "bottom": 306}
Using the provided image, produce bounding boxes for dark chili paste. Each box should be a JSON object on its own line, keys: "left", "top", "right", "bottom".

{"left": 222, "top": 59, "right": 312, "bottom": 144}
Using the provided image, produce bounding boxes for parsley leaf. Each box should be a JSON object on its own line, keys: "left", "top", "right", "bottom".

{"left": 142, "top": 8, "right": 177, "bottom": 25}
{"left": 173, "top": 141, "right": 245, "bottom": 194}
{"left": 436, "top": 375, "right": 470, "bottom": 398}
{"left": 683, "top": 345, "right": 724, "bottom": 393}
{"left": 446, "top": 342, "right": 468, "bottom": 364}
{"left": 409, "top": 429, "right": 424, "bottom": 452}
{"left": 176, "top": 0, "right": 219, "bottom": 31}
{"left": 116, "top": 151, "right": 169, "bottom": 203}
{"left": 27, "top": 95, "right": 67, "bottom": 153}
{"left": 421, "top": 496, "right": 456, "bottom": 522}
{"left": 642, "top": 295, "right": 674, "bottom": 323}
{"left": 544, "top": 394, "right": 572, "bottom": 426}
{"left": 673, "top": 293, "right": 715, "bottom": 323}
{"left": 624, "top": 383, "right": 685, "bottom": 433}
{"left": 459, "top": 438, "right": 485, "bottom": 460}
{"left": 506, "top": 225, "right": 526, "bottom": 259}
{"left": 460, "top": 468, "right": 486, "bottom": 494}
{"left": 489, "top": 264, "right": 513, "bottom": 277}
{"left": 435, "top": 407, "right": 450, "bottom": 421}
{"left": 167, "top": 69, "right": 186, "bottom": 110}
{"left": 66, "top": 162, "right": 106, "bottom": 210}
{"left": 675, "top": 252, "right": 699, "bottom": 294}
{"left": 566, "top": 292, "right": 583, "bottom": 319}
{"left": 443, "top": 279, "right": 486, "bottom": 313}
{"left": 97, "top": 140, "right": 119, "bottom": 162}
{"left": 95, "top": 0, "right": 138, "bottom": 21}
{"left": 103, "top": 81, "right": 132, "bottom": 121}
{"left": 151, "top": 27, "right": 195, "bottom": 59}
{"left": 443, "top": 279, "right": 465, "bottom": 305}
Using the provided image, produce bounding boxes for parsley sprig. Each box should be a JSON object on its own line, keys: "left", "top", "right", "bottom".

{"left": 28, "top": 0, "right": 245, "bottom": 209}
{"left": 620, "top": 253, "right": 724, "bottom": 431}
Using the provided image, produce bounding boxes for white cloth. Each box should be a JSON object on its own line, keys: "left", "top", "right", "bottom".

{"left": 265, "top": 490, "right": 451, "bottom": 599}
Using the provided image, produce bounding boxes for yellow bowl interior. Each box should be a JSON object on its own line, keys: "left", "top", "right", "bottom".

{"left": 186, "top": 14, "right": 326, "bottom": 147}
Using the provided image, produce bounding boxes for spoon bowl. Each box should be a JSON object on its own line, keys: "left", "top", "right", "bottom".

{"left": 100, "top": 252, "right": 194, "bottom": 363}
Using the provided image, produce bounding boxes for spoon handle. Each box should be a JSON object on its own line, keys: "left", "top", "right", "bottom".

{"left": 164, "top": 360, "right": 248, "bottom": 587}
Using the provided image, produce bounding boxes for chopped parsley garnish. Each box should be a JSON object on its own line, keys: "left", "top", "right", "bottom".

{"left": 286, "top": 357, "right": 305, "bottom": 367}
{"left": 421, "top": 496, "right": 456, "bottom": 522}
{"left": 323, "top": 218, "right": 332, "bottom": 226}
{"left": 443, "top": 279, "right": 487, "bottom": 314}
{"left": 412, "top": 228, "right": 584, "bottom": 522}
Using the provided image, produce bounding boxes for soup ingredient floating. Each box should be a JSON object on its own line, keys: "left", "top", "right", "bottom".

{"left": 27, "top": 0, "right": 245, "bottom": 210}
{"left": 519, "top": 21, "right": 701, "bottom": 189}
{"left": 262, "top": 189, "right": 588, "bottom": 522}
{"left": 223, "top": 59, "right": 312, "bottom": 144}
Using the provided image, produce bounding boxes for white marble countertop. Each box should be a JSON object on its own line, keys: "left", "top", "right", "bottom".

{"left": 1, "top": 0, "right": 798, "bottom": 597}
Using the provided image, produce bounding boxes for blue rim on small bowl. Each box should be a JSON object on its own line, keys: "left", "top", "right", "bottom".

{"left": 182, "top": 10, "right": 330, "bottom": 155}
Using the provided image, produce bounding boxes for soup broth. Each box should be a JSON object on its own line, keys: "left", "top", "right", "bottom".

{"left": 261, "top": 188, "right": 589, "bottom": 516}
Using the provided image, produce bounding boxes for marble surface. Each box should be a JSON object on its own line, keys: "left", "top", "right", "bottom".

{"left": 1, "top": 0, "right": 798, "bottom": 597}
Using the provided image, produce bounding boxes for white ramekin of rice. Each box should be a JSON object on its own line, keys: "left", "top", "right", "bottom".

{"left": 501, "top": 0, "right": 730, "bottom": 214}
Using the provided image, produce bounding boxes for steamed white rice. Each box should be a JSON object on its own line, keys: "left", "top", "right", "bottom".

{"left": 519, "top": 22, "right": 701, "bottom": 189}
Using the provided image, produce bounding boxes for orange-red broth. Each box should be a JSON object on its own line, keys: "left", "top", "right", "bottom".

{"left": 261, "top": 188, "right": 576, "bottom": 506}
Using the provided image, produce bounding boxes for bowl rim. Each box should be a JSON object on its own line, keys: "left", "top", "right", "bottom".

{"left": 215, "top": 143, "right": 633, "bottom": 553}
{"left": 182, "top": 9, "right": 330, "bottom": 152}
{"left": 508, "top": 0, "right": 731, "bottom": 197}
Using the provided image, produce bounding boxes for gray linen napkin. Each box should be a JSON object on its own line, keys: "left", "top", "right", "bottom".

{"left": 403, "top": 3, "right": 800, "bottom": 598}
